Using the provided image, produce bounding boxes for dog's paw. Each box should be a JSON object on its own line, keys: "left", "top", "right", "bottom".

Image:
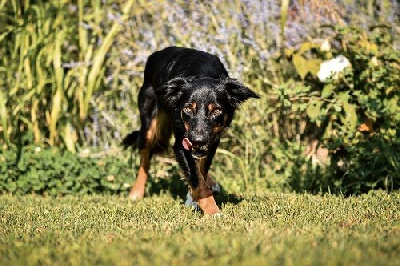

{"left": 128, "top": 191, "right": 144, "bottom": 201}
{"left": 213, "top": 212, "right": 222, "bottom": 218}
{"left": 211, "top": 183, "right": 221, "bottom": 194}
{"left": 204, "top": 212, "right": 222, "bottom": 219}
{"left": 185, "top": 192, "right": 200, "bottom": 211}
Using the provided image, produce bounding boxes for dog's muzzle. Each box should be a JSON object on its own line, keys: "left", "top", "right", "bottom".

{"left": 182, "top": 137, "right": 208, "bottom": 159}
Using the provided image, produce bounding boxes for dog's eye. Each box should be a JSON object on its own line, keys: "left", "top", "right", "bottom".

{"left": 183, "top": 107, "right": 192, "bottom": 113}
{"left": 183, "top": 103, "right": 196, "bottom": 114}
{"left": 211, "top": 108, "right": 223, "bottom": 116}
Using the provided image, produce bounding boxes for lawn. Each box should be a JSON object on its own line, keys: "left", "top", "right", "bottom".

{"left": 1, "top": 191, "right": 399, "bottom": 265}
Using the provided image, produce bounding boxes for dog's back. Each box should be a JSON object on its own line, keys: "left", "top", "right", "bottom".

{"left": 144, "top": 47, "right": 229, "bottom": 88}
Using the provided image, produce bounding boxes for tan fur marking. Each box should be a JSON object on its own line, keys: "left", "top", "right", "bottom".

{"left": 197, "top": 196, "right": 220, "bottom": 215}
{"left": 147, "top": 110, "right": 169, "bottom": 146}
{"left": 213, "top": 126, "right": 223, "bottom": 134}
{"left": 146, "top": 116, "right": 158, "bottom": 144}
{"left": 129, "top": 149, "right": 150, "bottom": 200}
{"left": 213, "top": 113, "right": 229, "bottom": 134}
{"left": 196, "top": 158, "right": 206, "bottom": 175}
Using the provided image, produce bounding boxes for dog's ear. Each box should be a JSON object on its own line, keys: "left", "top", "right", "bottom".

{"left": 155, "top": 77, "right": 188, "bottom": 107}
{"left": 224, "top": 78, "right": 260, "bottom": 108}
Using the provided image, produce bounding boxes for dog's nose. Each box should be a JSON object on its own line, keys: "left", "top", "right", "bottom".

{"left": 190, "top": 134, "right": 207, "bottom": 148}
{"left": 192, "top": 136, "right": 207, "bottom": 147}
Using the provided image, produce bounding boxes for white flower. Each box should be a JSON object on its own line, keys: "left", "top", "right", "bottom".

{"left": 317, "top": 55, "right": 350, "bottom": 82}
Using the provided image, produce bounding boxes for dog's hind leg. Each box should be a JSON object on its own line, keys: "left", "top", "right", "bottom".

{"left": 128, "top": 83, "right": 158, "bottom": 200}
{"left": 128, "top": 82, "right": 172, "bottom": 200}
{"left": 129, "top": 149, "right": 151, "bottom": 200}
{"left": 129, "top": 111, "right": 160, "bottom": 200}
{"left": 128, "top": 115, "right": 157, "bottom": 200}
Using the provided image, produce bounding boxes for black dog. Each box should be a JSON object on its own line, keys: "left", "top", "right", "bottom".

{"left": 122, "top": 47, "right": 259, "bottom": 215}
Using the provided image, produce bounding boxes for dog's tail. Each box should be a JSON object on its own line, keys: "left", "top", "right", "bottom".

{"left": 121, "top": 131, "right": 140, "bottom": 150}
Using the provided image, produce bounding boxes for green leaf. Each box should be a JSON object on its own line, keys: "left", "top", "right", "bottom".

{"left": 307, "top": 102, "right": 322, "bottom": 121}
{"left": 293, "top": 54, "right": 322, "bottom": 79}
{"left": 342, "top": 101, "right": 357, "bottom": 130}
{"left": 0, "top": 90, "right": 8, "bottom": 144}
{"left": 338, "top": 92, "right": 350, "bottom": 103}
{"left": 293, "top": 54, "right": 308, "bottom": 79}
{"left": 307, "top": 59, "right": 323, "bottom": 76}
{"left": 297, "top": 42, "right": 321, "bottom": 55}
{"left": 321, "top": 84, "right": 334, "bottom": 98}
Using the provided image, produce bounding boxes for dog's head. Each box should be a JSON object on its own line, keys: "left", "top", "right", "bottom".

{"left": 156, "top": 76, "right": 259, "bottom": 159}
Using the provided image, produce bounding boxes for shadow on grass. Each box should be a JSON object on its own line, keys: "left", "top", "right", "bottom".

{"left": 214, "top": 187, "right": 244, "bottom": 207}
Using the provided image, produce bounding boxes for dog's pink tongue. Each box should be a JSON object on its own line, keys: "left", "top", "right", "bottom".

{"left": 182, "top": 138, "right": 192, "bottom": 150}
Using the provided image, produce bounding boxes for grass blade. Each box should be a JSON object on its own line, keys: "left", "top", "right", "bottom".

{"left": 0, "top": 89, "right": 9, "bottom": 144}
{"left": 280, "top": 0, "right": 289, "bottom": 47}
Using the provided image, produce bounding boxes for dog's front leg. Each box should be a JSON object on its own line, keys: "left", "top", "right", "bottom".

{"left": 192, "top": 182, "right": 220, "bottom": 215}
{"left": 175, "top": 148, "right": 220, "bottom": 215}
{"left": 192, "top": 158, "right": 220, "bottom": 215}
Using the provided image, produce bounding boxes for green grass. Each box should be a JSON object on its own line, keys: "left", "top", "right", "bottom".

{"left": 1, "top": 191, "right": 400, "bottom": 265}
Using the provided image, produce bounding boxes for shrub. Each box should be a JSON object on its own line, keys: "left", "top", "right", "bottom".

{"left": 0, "top": 145, "right": 134, "bottom": 196}
{"left": 288, "top": 26, "right": 400, "bottom": 194}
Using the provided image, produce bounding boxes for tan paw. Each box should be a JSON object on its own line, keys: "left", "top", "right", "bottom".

{"left": 128, "top": 190, "right": 144, "bottom": 201}
{"left": 198, "top": 195, "right": 220, "bottom": 215}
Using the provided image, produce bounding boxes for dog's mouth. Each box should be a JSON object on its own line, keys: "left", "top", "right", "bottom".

{"left": 191, "top": 147, "right": 208, "bottom": 159}
{"left": 182, "top": 138, "right": 208, "bottom": 159}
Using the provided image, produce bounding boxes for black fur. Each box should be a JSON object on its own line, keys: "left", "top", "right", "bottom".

{"left": 123, "top": 46, "right": 259, "bottom": 191}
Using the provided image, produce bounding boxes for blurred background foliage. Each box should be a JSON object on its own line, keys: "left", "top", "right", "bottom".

{"left": 0, "top": 0, "right": 399, "bottom": 196}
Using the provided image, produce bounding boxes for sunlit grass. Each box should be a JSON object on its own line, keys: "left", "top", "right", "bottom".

{"left": 1, "top": 192, "right": 399, "bottom": 265}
